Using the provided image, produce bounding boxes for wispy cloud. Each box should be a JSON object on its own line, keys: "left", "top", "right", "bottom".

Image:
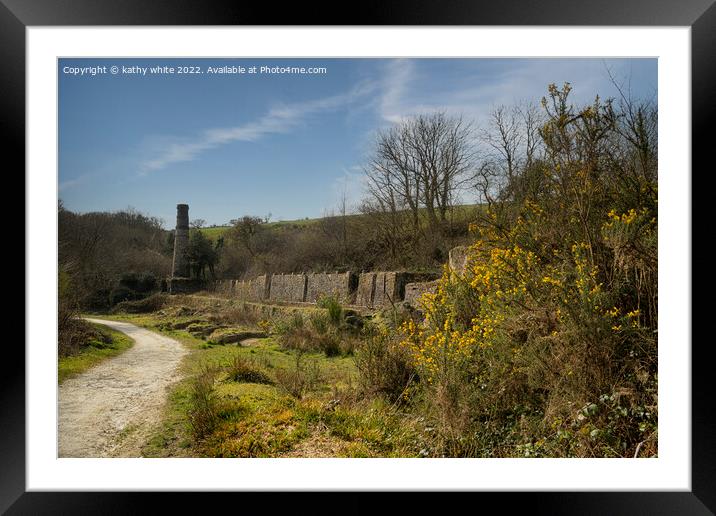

{"left": 377, "top": 58, "right": 649, "bottom": 127}
{"left": 140, "top": 81, "right": 376, "bottom": 174}
{"left": 380, "top": 59, "right": 415, "bottom": 123}
{"left": 59, "top": 173, "right": 92, "bottom": 192}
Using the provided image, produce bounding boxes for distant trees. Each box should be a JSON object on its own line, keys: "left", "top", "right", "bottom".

{"left": 58, "top": 205, "right": 171, "bottom": 308}
{"left": 230, "top": 215, "right": 264, "bottom": 258}
{"left": 186, "top": 229, "right": 220, "bottom": 280}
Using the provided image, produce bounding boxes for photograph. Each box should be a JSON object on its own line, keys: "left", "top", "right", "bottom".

{"left": 57, "top": 56, "right": 659, "bottom": 460}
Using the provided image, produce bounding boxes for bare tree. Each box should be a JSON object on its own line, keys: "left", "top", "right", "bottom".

{"left": 364, "top": 112, "right": 475, "bottom": 239}
{"left": 477, "top": 103, "right": 545, "bottom": 205}
{"left": 365, "top": 123, "right": 421, "bottom": 234}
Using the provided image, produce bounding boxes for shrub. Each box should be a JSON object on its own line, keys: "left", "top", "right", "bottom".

{"left": 119, "top": 271, "right": 158, "bottom": 293}
{"left": 187, "top": 365, "right": 220, "bottom": 439}
{"left": 109, "top": 272, "right": 162, "bottom": 307}
{"left": 355, "top": 324, "right": 417, "bottom": 403}
{"left": 400, "top": 201, "right": 657, "bottom": 456}
{"left": 58, "top": 310, "right": 96, "bottom": 357}
{"left": 316, "top": 332, "right": 342, "bottom": 357}
{"left": 275, "top": 311, "right": 353, "bottom": 357}
{"left": 274, "top": 353, "right": 322, "bottom": 399}
{"left": 226, "top": 355, "right": 272, "bottom": 384}
{"left": 274, "top": 313, "right": 311, "bottom": 352}
{"left": 317, "top": 295, "right": 343, "bottom": 326}
{"left": 210, "top": 302, "right": 261, "bottom": 327}
{"left": 111, "top": 293, "right": 168, "bottom": 314}
{"left": 309, "top": 312, "right": 329, "bottom": 335}
{"left": 308, "top": 313, "right": 344, "bottom": 356}
{"left": 58, "top": 269, "right": 92, "bottom": 356}
{"left": 108, "top": 285, "right": 136, "bottom": 306}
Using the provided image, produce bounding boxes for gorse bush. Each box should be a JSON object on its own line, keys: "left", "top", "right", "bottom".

{"left": 398, "top": 83, "right": 658, "bottom": 457}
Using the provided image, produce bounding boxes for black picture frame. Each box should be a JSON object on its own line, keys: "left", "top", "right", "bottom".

{"left": 7, "top": 0, "right": 710, "bottom": 512}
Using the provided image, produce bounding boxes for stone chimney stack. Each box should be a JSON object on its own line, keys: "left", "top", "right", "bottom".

{"left": 171, "top": 204, "right": 190, "bottom": 278}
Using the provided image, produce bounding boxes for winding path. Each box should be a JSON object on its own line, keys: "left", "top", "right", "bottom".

{"left": 58, "top": 318, "right": 188, "bottom": 457}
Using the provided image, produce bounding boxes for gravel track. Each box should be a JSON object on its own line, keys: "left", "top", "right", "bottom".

{"left": 58, "top": 318, "right": 188, "bottom": 457}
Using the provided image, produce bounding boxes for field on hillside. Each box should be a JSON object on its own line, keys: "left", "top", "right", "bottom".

{"left": 199, "top": 204, "right": 484, "bottom": 241}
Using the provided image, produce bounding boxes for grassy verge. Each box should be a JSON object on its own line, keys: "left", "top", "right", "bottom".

{"left": 104, "top": 307, "right": 427, "bottom": 458}
{"left": 58, "top": 322, "right": 134, "bottom": 384}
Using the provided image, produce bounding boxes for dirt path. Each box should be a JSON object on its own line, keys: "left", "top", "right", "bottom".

{"left": 58, "top": 318, "right": 189, "bottom": 457}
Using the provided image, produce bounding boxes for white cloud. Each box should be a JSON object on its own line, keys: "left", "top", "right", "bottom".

{"left": 140, "top": 81, "right": 376, "bottom": 174}
{"left": 379, "top": 59, "right": 416, "bottom": 123}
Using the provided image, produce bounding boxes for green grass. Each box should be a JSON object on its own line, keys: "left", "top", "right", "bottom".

{"left": 108, "top": 311, "right": 426, "bottom": 457}
{"left": 58, "top": 323, "right": 134, "bottom": 384}
{"left": 199, "top": 225, "right": 232, "bottom": 240}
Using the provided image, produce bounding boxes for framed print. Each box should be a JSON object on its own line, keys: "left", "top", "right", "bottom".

{"left": 7, "top": 0, "right": 712, "bottom": 512}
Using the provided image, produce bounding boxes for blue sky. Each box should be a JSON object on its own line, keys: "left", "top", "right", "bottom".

{"left": 59, "top": 58, "right": 657, "bottom": 228}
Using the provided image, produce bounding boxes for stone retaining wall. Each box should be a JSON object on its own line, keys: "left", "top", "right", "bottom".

{"left": 305, "top": 272, "right": 357, "bottom": 304}
{"left": 268, "top": 273, "right": 307, "bottom": 303}
{"left": 178, "top": 246, "right": 470, "bottom": 309}
{"left": 355, "top": 272, "right": 377, "bottom": 307}
{"left": 404, "top": 280, "right": 440, "bottom": 307}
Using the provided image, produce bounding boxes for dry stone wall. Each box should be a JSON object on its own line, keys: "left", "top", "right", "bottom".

{"left": 373, "top": 272, "right": 402, "bottom": 307}
{"left": 305, "top": 272, "right": 357, "bottom": 304}
{"left": 268, "top": 273, "right": 307, "bottom": 303}
{"left": 194, "top": 246, "right": 469, "bottom": 309}
{"left": 404, "top": 280, "right": 440, "bottom": 307}
{"left": 214, "top": 275, "right": 270, "bottom": 301}
{"left": 355, "top": 272, "right": 377, "bottom": 307}
{"left": 250, "top": 275, "right": 271, "bottom": 301}
{"left": 356, "top": 271, "right": 425, "bottom": 308}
